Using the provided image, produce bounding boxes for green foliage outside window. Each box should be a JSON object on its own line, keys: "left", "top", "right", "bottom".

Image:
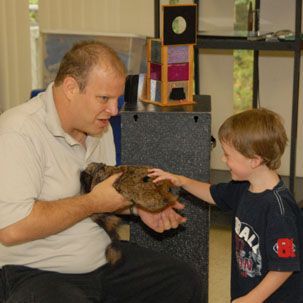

{"left": 233, "top": 0, "right": 254, "bottom": 113}
{"left": 29, "top": 0, "right": 38, "bottom": 25}
{"left": 233, "top": 50, "right": 253, "bottom": 113}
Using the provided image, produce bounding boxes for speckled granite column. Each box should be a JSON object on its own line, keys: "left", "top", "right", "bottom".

{"left": 121, "top": 96, "right": 211, "bottom": 303}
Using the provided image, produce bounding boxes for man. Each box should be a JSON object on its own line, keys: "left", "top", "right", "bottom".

{"left": 0, "top": 41, "right": 201, "bottom": 302}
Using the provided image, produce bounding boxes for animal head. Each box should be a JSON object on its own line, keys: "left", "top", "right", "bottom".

{"left": 80, "top": 162, "right": 177, "bottom": 211}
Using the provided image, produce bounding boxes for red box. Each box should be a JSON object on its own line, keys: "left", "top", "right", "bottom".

{"left": 150, "top": 63, "right": 161, "bottom": 80}
{"left": 168, "top": 63, "right": 189, "bottom": 81}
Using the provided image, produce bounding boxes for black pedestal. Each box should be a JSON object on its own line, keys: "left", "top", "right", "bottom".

{"left": 121, "top": 95, "right": 211, "bottom": 302}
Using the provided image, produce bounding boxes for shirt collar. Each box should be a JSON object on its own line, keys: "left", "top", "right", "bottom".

{"left": 44, "top": 83, "right": 85, "bottom": 146}
{"left": 45, "top": 82, "right": 66, "bottom": 138}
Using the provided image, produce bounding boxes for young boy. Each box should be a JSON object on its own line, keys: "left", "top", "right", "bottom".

{"left": 149, "top": 108, "right": 303, "bottom": 303}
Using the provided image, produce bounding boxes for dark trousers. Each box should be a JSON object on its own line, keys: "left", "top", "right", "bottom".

{"left": 0, "top": 241, "right": 201, "bottom": 303}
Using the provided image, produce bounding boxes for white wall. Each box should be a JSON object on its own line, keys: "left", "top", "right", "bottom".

{"left": 0, "top": 0, "right": 32, "bottom": 111}
{"left": 199, "top": 0, "right": 235, "bottom": 172}
{"left": 39, "top": 0, "right": 154, "bottom": 36}
{"left": 259, "top": 0, "right": 302, "bottom": 176}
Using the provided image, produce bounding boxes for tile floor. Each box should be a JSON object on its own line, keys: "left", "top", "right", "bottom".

{"left": 208, "top": 226, "right": 231, "bottom": 303}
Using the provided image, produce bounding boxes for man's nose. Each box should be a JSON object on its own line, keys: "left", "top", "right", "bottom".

{"left": 106, "top": 100, "right": 118, "bottom": 116}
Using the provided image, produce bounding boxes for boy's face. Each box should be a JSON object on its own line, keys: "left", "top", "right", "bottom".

{"left": 221, "top": 142, "right": 253, "bottom": 181}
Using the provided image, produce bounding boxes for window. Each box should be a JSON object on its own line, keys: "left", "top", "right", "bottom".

{"left": 29, "top": 0, "right": 40, "bottom": 90}
{"left": 233, "top": 0, "right": 254, "bottom": 113}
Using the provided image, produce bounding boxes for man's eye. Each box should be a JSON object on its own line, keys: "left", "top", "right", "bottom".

{"left": 98, "top": 96, "right": 109, "bottom": 102}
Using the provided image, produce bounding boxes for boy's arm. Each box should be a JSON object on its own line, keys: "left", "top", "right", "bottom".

{"left": 232, "top": 271, "right": 293, "bottom": 303}
{"left": 149, "top": 169, "right": 216, "bottom": 205}
{"left": 179, "top": 175, "right": 216, "bottom": 205}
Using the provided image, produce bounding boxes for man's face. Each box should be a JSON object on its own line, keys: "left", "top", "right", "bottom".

{"left": 71, "top": 65, "right": 125, "bottom": 137}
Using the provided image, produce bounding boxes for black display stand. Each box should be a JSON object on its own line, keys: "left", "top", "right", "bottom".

{"left": 121, "top": 95, "right": 211, "bottom": 303}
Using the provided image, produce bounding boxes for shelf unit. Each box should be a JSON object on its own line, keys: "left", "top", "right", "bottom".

{"left": 194, "top": 0, "right": 302, "bottom": 195}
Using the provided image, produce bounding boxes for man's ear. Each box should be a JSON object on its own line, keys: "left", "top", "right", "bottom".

{"left": 250, "top": 155, "right": 263, "bottom": 169}
{"left": 62, "top": 76, "right": 79, "bottom": 100}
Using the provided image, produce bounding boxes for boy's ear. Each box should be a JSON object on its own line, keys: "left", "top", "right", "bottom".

{"left": 250, "top": 155, "right": 263, "bottom": 168}
{"left": 62, "top": 76, "right": 80, "bottom": 99}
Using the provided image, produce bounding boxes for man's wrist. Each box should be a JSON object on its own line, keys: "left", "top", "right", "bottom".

{"left": 129, "top": 205, "right": 138, "bottom": 216}
{"left": 179, "top": 175, "right": 188, "bottom": 187}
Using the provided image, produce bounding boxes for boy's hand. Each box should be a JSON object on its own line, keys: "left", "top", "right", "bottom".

{"left": 148, "top": 168, "right": 183, "bottom": 187}
{"left": 137, "top": 201, "right": 186, "bottom": 233}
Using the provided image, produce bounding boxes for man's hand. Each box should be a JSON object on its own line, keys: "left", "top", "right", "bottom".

{"left": 137, "top": 201, "right": 186, "bottom": 233}
{"left": 88, "top": 173, "right": 130, "bottom": 213}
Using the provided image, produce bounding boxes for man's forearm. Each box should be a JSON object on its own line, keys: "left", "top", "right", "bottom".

{"left": 0, "top": 194, "right": 94, "bottom": 246}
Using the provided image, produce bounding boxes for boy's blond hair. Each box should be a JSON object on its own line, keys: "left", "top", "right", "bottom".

{"left": 218, "top": 108, "right": 288, "bottom": 170}
{"left": 54, "top": 40, "right": 126, "bottom": 92}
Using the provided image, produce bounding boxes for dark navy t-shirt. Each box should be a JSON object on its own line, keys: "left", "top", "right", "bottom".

{"left": 210, "top": 180, "right": 303, "bottom": 302}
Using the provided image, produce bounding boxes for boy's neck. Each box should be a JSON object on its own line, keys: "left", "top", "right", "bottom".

{"left": 248, "top": 166, "right": 280, "bottom": 193}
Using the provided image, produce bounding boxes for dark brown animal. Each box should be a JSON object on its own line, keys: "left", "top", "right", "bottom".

{"left": 80, "top": 162, "right": 177, "bottom": 265}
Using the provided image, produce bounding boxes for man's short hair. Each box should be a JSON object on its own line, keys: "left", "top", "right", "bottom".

{"left": 54, "top": 40, "right": 126, "bottom": 91}
{"left": 218, "top": 108, "right": 288, "bottom": 170}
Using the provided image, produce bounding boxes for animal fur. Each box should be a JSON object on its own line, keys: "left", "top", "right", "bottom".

{"left": 80, "top": 162, "right": 177, "bottom": 265}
